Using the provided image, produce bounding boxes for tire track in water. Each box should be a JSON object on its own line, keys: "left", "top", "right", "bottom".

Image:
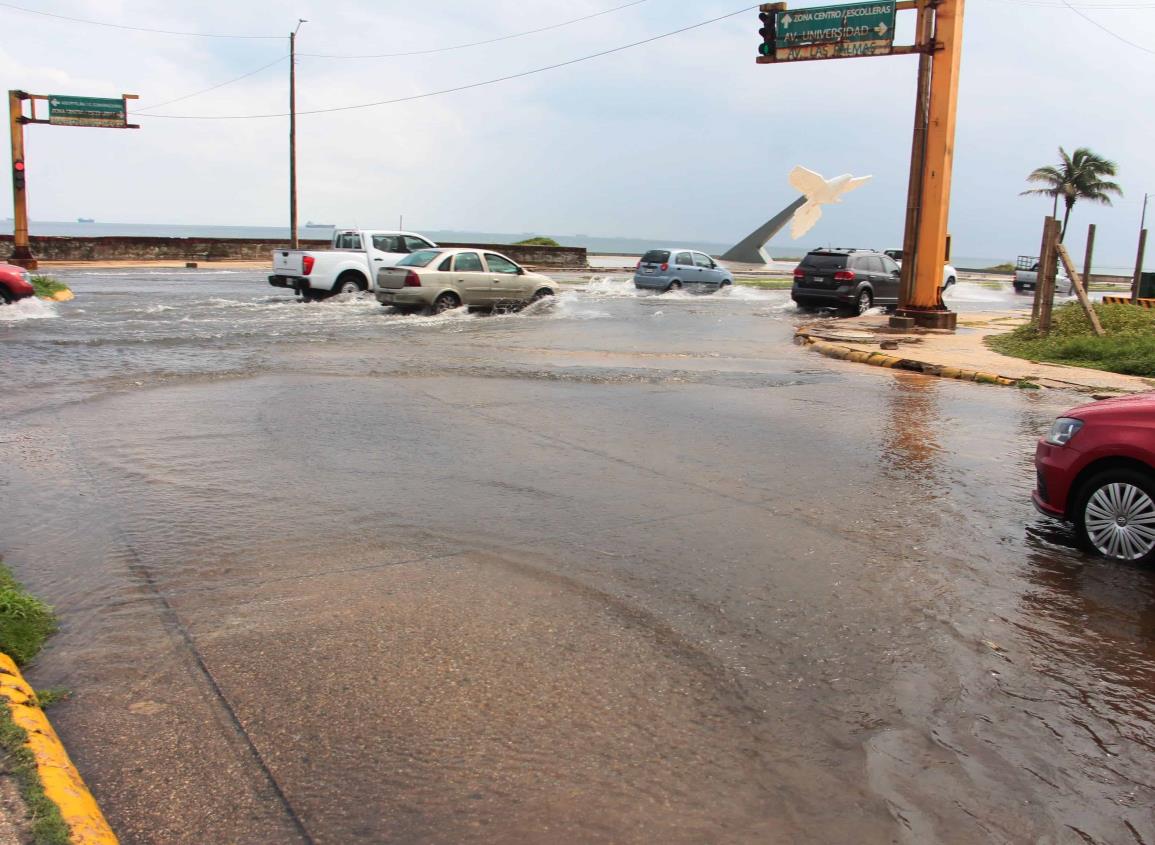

{"left": 59, "top": 422, "right": 317, "bottom": 845}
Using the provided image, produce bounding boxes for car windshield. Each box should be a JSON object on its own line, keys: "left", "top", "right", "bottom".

{"left": 641, "top": 250, "right": 671, "bottom": 264}
{"left": 801, "top": 253, "right": 848, "bottom": 270}
{"left": 397, "top": 250, "right": 442, "bottom": 268}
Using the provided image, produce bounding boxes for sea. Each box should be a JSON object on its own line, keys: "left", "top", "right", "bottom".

{"left": 1, "top": 219, "right": 1134, "bottom": 274}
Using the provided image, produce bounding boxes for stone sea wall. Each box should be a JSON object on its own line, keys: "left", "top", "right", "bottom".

{"left": 0, "top": 236, "right": 589, "bottom": 269}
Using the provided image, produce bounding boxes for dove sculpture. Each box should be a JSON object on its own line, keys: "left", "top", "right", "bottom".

{"left": 720, "top": 166, "right": 873, "bottom": 265}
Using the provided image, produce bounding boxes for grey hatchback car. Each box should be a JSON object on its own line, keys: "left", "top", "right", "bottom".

{"left": 634, "top": 249, "right": 734, "bottom": 292}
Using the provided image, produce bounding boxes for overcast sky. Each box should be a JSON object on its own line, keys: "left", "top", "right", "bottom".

{"left": 2, "top": 0, "right": 1152, "bottom": 267}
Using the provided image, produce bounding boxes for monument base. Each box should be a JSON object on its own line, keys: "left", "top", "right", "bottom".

{"left": 895, "top": 307, "right": 957, "bottom": 331}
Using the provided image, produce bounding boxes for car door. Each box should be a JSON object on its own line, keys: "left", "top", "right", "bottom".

{"left": 693, "top": 252, "right": 720, "bottom": 285}
{"left": 673, "top": 251, "right": 697, "bottom": 284}
{"left": 370, "top": 234, "right": 406, "bottom": 270}
{"left": 452, "top": 252, "right": 490, "bottom": 304}
{"left": 404, "top": 235, "right": 435, "bottom": 253}
{"left": 484, "top": 253, "right": 525, "bottom": 301}
{"left": 878, "top": 254, "right": 901, "bottom": 301}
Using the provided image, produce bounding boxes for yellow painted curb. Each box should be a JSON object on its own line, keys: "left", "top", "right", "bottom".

{"left": 799, "top": 335, "right": 1020, "bottom": 388}
{"left": 50, "top": 290, "right": 76, "bottom": 302}
{"left": 0, "top": 654, "right": 117, "bottom": 845}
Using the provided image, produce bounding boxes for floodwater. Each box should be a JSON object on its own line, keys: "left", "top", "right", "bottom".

{"left": 1, "top": 271, "right": 1152, "bottom": 844}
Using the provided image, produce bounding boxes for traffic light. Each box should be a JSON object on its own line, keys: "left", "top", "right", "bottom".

{"left": 758, "top": 10, "right": 774, "bottom": 57}
{"left": 13, "top": 160, "right": 25, "bottom": 191}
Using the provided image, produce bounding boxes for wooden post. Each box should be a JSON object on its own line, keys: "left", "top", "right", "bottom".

{"left": 1031, "top": 216, "right": 1054, "bottom": 324}
{"left": 8, "top": 89, "right": 35, "bottom": 270}
{"left": 1037, "top": 218, "right": 1059, "bottom": 333}
{"left": 1056, "top": 242, "right": 1104, "bottom": 336}
{"left": 1080, "top": 223, "right": 1095, "bottom": 296}
{"left": 1131, "top": 228, "right": 1147, "bottom": 302}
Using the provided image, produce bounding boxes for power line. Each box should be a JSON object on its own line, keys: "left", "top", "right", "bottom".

{"left": 1061, "top": 0, "right": 1155, "bottom": 52}
{"left": 144, "top": 4, "right": 758, "bottom": 121}
{"left": 983, "top": 0, "right": 1155, "bottom": 8}
{"left": 135, "top": 56, "right": 289, "bottom": 112}
{"left": 0, "top": 1, "right": 282, "bottom": 38}
{"left": 300, "top": 0, "right": 654, "bottom": 59}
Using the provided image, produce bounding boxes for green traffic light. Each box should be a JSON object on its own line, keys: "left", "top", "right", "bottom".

{"left": 759, "top": 42, "right": 773, "bottom": 56}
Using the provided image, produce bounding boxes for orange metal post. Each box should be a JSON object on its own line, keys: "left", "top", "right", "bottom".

{"left": 8, "top": 90, "right": 35, "bottom": 269}
{"left": 906, "top": 0, "right": 964, "bottom": 327}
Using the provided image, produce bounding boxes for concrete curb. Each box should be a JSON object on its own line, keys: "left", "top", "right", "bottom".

{"left": 801, "top": 337, "right": 1020, "bottom": 387}
{"left": 0, "top": 654, "right": 117, "bottom": 844}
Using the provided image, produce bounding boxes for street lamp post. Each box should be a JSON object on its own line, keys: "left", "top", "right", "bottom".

{"left": 289, "top": 18, "right": 306, "bottom": 250}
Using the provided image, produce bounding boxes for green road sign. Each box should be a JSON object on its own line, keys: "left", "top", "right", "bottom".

{"left": 774, "top": 1, "right": 896, "bottom": 60}
{"left": 48, "top": 95, "right": 127, "bottom": 128}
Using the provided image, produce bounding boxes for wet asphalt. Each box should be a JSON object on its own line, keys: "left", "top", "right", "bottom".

{"left": 1, "top": 270, "right": 1153, "bottom": 844}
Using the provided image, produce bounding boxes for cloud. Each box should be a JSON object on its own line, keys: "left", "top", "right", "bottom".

{"left": 1, "top": 0, "right": 1151, "bottom": 267}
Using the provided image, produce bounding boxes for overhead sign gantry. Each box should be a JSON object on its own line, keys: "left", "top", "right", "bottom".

{"left": 756, "top": 0, "right": 965, "bottom": 330}
{"left": 8, "top": 90, "right": 139, "bottom": 270}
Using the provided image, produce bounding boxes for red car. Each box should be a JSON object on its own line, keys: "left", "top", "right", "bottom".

{"left": 0, "top": 263, "right": 35, "bottom": 304}
{"left": 1034, "top": 392, "right": 1155, "bottom": 563}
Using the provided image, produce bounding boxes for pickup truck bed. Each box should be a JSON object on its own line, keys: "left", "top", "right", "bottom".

{"left": 269, "top": 230, "right": 437, "bottom": 300}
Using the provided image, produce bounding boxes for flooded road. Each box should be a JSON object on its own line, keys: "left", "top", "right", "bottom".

{"left": 1, "top": 270, "right": 1152, "bottom": 844}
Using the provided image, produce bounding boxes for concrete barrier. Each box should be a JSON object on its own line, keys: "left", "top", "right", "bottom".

{"left": 0, "top": 236, "right": 588, "bottom": 269}
{"left": 1102, "top": 295, "right": 1155, "bottom": 309}
{"left": 0, "top": 653, "right": 117, "bottom": 844}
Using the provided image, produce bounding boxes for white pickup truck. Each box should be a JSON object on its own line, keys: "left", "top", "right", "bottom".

{"left": 1014, "top": 255, "right": 1069, "bottom": 292}
{"left": 883, "top": 249, "right": 957, "bottom": 288}
{"left": 269, "top": 229, "right": 438, "bottom": 300}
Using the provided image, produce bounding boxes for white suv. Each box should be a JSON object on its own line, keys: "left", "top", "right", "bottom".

{"left": 883, "top": 249, "right": 957, "bottom": 289}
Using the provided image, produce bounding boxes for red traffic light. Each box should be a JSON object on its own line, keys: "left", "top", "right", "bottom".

{"left": 13, "top": 161, "right": 24, "bottom": 172}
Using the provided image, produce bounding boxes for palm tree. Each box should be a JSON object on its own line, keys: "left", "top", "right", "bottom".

{"left": 1021, "top": 147, "right": 1123, "bottom": 241}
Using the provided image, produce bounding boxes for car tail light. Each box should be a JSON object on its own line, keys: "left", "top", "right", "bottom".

{"left": 834, "top": 270, "right": 856, "bottom": 281}
{"left": 302, "top": 255, "right": 315, "bottom": 275}
{"left": 793, "top": 268, "right": 805, "bottom": 278}
{"left": 636, "top": 260, "right": 641, "bottom": 269}
{"left": 403, "top": 270, "right": 422, "bottom": 287}
{"left": 660, "top": 263, "right": 669, "bottom": 271}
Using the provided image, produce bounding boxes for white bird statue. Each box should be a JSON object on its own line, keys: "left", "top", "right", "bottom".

{"left": 787, "top": 166, "right": 873, "bottom": 239}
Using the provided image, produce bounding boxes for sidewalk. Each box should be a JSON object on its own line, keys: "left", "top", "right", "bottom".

{"left": 796, "top": 310, "right": 1155, "bottom": 395}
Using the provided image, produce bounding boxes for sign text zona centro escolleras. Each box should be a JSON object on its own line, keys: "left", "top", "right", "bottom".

{"left": 776, "top": 1, "right": 897, "bottom": 45}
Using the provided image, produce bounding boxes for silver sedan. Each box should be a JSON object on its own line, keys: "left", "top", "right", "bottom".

{"left": 376, "top": 248, "right": 557, "bottom": 313}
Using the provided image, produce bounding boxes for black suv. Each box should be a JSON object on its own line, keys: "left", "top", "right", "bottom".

{"left": 791, "top": 248, "right": 901, "bottom": 315}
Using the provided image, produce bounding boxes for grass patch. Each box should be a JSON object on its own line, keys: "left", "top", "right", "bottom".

{"left": 512, "top": 236, "right": 561, "bottom": 247}
{"left": 0, "top": 567, "right": 56, "bottom": 668}
{"left": 987, "top": 302, "right": 1155, "bottom": 377}
{"left": 0, "top": 711, "right": 71, "bottom": 845}
{"left": 32, "top": 689, "right": 69, "bottom": 708}
{"left": 979, "top": 263, "right": 1015, "bottom": 273}
{"left": 735, "top": 278, "right": 793, "bottom": 290}
{"left": 0, "top": 562, "right": 69, "bottom": 845}
{"left": 29, "top": 276, "right": 69, "bottom": 298}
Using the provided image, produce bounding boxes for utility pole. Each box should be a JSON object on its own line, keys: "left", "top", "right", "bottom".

{"left": 289, "top": 19, "right": 306, "bottom": 250}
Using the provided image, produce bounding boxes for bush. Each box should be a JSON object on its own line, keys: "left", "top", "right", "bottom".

{"left": 988, "top": 302, "right": 1155, "bottom": 377}
{"left": 512, "top": 236, "right": 561, "bottom": 247}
